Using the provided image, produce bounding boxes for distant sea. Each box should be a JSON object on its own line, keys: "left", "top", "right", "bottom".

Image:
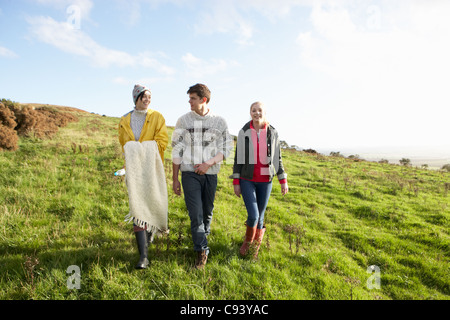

{"left": 316, "top": 146, "right": 450, "bottom": 170}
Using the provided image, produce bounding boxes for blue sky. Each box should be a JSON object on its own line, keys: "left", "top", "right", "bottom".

{"left": 1, "top": 0, "right": 450, "bottom": 155}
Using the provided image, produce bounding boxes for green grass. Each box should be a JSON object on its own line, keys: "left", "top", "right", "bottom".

{"left": 0, "top": 109, "right": 449, "bottom": 300}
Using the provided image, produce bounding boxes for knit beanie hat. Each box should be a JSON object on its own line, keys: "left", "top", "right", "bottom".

{"left": 132, "top": 84, "right": 151, "bottom": 105}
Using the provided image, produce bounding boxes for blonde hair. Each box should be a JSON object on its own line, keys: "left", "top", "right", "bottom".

{"left": 250, "top": 101, "right": 269, "bottom": 126}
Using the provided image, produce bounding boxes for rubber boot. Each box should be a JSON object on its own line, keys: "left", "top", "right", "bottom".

{"left": 240, "top": 224, "right": 257, "bottom": 256}
{"left": 253, "top": 227, "right": 266, "bottom": 259}
{"left": 135, "top": 230, "right": 149, "bottom": 269}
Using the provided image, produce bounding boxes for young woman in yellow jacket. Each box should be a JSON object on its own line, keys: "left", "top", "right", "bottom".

{"left": 118, "top": 84, "right": 169, "bottom": 269}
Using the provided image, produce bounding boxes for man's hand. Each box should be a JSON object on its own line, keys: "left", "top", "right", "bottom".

{"left": 194, "top": 162, "right": 212, "bottom": 175}
{"left": 173, "top": 179, "right": 182, "bottom": 196}
{"left": 194, "top": 153, "right": 224, "bottom": 175}
{"left": 172, "top": 163, "right": 182, "bottom": 195}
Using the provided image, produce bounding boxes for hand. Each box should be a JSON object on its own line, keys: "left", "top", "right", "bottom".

{"left": 173, "top": 180, "right": 182, "bottom": 196}
{"left": 281, "top": 183, "right": 289, "bottom": 195}
{"left": 234, "top": 184, "right": 241, "bottom": 197}
{"left": 194, "top": 162, "right": 211, "bottom": 175}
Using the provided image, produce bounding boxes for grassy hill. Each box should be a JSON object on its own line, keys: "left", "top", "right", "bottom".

{"left": 0, "top": 106, "right": 449, "bottom": 300}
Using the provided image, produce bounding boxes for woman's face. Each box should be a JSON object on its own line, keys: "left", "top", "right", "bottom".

{"left": 250, "top": 103, "right": 265, "bottom": 123}
{"left": 136, "top": 91, "right": 151, "bottom": 110}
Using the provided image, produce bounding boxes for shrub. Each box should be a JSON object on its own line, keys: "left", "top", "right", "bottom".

{"left": 0, "top": 99, "right": 80, "bottom": 151}
{"left": 399, "top": 158, "right": 411, "bottom": 166}
{"left": 9, "top": 104, "right": 78, "bottom": 139}
{"left": 0, "top": 102, "right": 17, "bottom": 128}
{"left": 330, "top": 151, "right": 343, "bottom": 157}
{"left": 0, "top": 102, "right": 19, "bottom": 151}
{"left": 0, "top": 125, "right": 19, "bottom": 151}
{"left": 442, "top": 164, "right": 450, "bottom": 172}
{"left": 37, "top": 107, "right": 79, "bottom": 127}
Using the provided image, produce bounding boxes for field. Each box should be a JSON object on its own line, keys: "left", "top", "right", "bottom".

{"left": 0, "top": 107, "right": 449, "bottom": 300}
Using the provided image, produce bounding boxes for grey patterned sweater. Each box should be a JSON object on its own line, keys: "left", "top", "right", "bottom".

{"left": 130, "top": 108, "right": 147, "bottom": 140}
{"left": 171, "top": 110, "right": 233, "bottom": 174}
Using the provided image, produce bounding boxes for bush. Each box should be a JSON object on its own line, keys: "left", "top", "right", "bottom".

{"left": 0, "top": 99, "right": 79, "bottom": 151}
{"left": 0, "top": 102, "right": 19, "bottom": 151}
{"left": 37, "top": 107, "right": 79, "bottom": 127}
{"left": 9, "top": 104, "right": 78, "bottom": 139}
{"left": 399, "top": 158, "right": 411, "bottom": 166}
{"left": 0, "top": 125, "right": 19, "bottom": 151}
{"left": 442, "top": 164, "right": 450, "bottom": 172}
{"left": 0, "top": 102, "right": 17, "bottom": 128}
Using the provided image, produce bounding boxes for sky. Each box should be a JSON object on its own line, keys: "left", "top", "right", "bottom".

{"left": 1, "top": 0, "right": 450, "bottom": 157}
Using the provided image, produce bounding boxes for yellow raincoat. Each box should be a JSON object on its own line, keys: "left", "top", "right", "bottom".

{"left": 118, "top": 109, "right": 168, "bottom": 162}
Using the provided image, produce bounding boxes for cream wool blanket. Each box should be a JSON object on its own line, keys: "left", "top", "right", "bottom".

{"left": 124, "top": 141, "right": 168, "bottom": 240}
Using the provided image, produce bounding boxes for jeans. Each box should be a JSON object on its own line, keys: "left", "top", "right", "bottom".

{"left": 240, "top": 179, "right": 272, "bottom": 229}
{"left": 181, "top": 172, "right": 218, "bottom": 254}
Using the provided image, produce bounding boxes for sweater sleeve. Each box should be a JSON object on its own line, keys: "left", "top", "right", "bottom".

{"left": 216, "top": 117, "right": 233, "bottom": 160}
{"left": 171, "top": 118, "right": 184, "bottom": 165}
{"left": 273, "top": 129, "right": 287, "bottom": 181}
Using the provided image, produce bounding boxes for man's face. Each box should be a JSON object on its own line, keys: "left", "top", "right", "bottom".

{"left": 189, "top": 93, "right": 205, "bottom": 113}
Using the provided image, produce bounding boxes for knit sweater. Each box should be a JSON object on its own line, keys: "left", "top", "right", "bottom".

{"left": 171, "top": 110, "right": 233, "bottom": 175}
{"left": 130, "top": 108, "right": 147, "bottom": 141}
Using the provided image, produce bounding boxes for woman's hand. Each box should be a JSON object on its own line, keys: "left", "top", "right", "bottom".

{"left": 281, "top": 182, "right": 289, "bottom": 195}
{"left": 234, "top": 184, "right": 241, "bottom": 197}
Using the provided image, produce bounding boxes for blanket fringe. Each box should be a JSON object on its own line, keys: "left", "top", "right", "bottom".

{"left": 125, "top": 213, "right": 169, "bottom": 242}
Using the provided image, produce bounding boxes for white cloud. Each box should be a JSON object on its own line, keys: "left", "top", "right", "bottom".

{"left": 0, "top": 46, "right": 18, "bottom": 58}
{"left": 26, "top": 15, "right": 175, "bottom": 74}
{"left": 297, "top": 2, "right": 450, "bottom": 103}
{"left": 36, "top": 0, "right": 94, "bottom": 18}
{"left": 293, "top": 1, "right": 450, "bottom": 147}
{"left": 192, "top": 0, "right": 320, "bottom": 44}
{"left": 182, "top": 53, "right": 238, "bottom": 78}
{"left": 193, "top": 1, "right": 255, "bottom": 45}
{"left": 114, "top": 0, "right": 142, "bottom": 27}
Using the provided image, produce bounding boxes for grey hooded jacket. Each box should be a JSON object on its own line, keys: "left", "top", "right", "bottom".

{"left": 232, "top": 121, "right": 287, "bottom": 182}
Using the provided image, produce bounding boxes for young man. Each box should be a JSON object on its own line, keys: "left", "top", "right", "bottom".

{"left": 172, "top": 83, "right": 233, "bottom": 269}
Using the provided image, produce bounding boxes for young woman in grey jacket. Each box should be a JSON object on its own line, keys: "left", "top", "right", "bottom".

{"left": 232, "top": 102, "right": 288, "bottom": 259}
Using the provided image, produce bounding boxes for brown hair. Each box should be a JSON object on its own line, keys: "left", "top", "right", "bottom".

{"left": 187, "top": 83, "right": 211, "bottom": 104}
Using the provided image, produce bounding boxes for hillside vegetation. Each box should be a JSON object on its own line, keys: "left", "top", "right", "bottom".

{"left": 0, "top": 106, "right": 449, "bottom": 300}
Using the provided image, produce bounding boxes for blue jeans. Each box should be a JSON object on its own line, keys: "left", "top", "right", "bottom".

{"left": 181, "top": 172, "right": 217, "bottom": 254}
{"left": 240, "top": 179, "right": 272, "bottom": 229}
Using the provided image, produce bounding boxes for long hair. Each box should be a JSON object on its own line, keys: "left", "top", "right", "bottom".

{"left": 250, "top": 101, "right": 269, "bottom": 127}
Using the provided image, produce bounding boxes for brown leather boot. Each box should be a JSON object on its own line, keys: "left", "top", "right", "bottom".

{"left": 253, "top": 227, "right": 266, "bottom": 259}
{"left": 240, "top": 224, "right": 257, "bottom": 256}
{"left": 194, "top": 250, "right": 208, "bottom": 270}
